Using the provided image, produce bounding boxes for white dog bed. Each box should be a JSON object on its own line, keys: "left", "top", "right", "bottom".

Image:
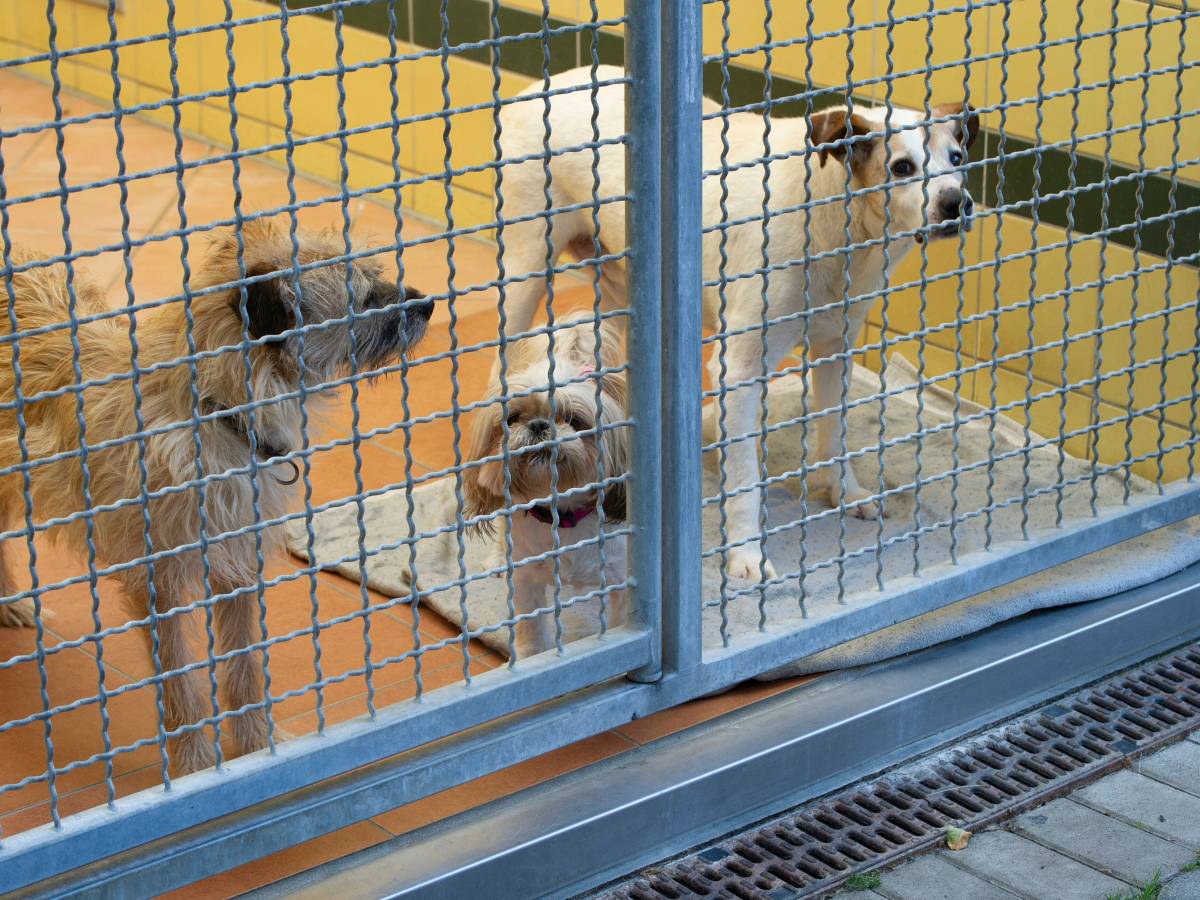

{"left": 287, "top": 356, "right": 1200, "bottom": 676}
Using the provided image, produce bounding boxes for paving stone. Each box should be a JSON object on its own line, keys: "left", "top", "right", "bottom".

{"left": 1164, "top": 869, "right": 1200, "bottom": 900}
{"left": 1076, "top": 770, "right": 1200, "bottom": 849}
{"left": 1141, "top": 741, "right": 1200, "bottom": 798}
{"left": 1013, "top": 797, "right": 1196, "bottom": 884}
{"left": 936, "top": 830, "right": 1125, "bottom": 900}
{"left": 874, "top": 853, "right": 1019, "bottom": 900}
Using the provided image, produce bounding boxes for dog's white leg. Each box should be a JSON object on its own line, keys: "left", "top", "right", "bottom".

{"left": 512, "top": 560, "right": 555, "bottom": 658}
{"left": 709, "top": 331, "right": 783, "bottom": 583}
{"left": 491, "top": 210, "right": 576, "bottom": 381}
{"left": 810, "top": 341, "right": 882, "bottom": 520}
{"left": 604, "top": 586, "right": 629, "bottom": 634}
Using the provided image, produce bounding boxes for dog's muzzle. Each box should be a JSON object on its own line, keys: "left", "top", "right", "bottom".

{"left": 919, "top": 190, "right": 975, "bottom": 243}
{"left": 405, "top": 289, "right": 435, "bottom": 321}
{"left": 398, "top": 285, "right": 434, "bottom": 348}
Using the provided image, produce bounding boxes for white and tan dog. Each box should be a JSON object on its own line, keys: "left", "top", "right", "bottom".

{"left": 465, "top": 316, "right": 629, "bottom": 657}
{"left": 492, "top": 65, "right": 977, "bottom": 581}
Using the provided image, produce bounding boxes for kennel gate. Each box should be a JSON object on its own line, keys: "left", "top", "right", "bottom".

{"left": 0, "top": 0, "right": 1197, "bottom": 894}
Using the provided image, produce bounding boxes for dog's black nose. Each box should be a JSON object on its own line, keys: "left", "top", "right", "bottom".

{"left": 528, "top": 418, "right": 552, "bottom": 439}
{"left": 940, "top": 192, "right": 964, "bottom": 221}
{"left": 402, "top": 286, "right": 435, "bottom": 320}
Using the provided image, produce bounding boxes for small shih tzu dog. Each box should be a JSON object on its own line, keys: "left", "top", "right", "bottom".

{"left": 0, "top": 218, "right": 433, "bottom": 774}
{"left": 464, "top": 315, "right": 630, "bottom": 657}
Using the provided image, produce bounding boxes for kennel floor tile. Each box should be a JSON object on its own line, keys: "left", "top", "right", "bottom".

{"left": 0, "top": 763, "right": 163, "bottom": 838}
{"left": 0, "top": 634, "right": 164, "bottom": 816}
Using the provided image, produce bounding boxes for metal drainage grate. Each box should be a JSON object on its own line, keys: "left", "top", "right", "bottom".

{"left": 598, "top": 644, "right": 1200, "bottom": 899}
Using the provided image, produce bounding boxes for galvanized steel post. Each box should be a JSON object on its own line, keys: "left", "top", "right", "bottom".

{"left": 624, "top": 0, "right": 664, "bottom": 681}
{"left": 658, "top": 0, "right": 705, "bottom": 674}
{"left": 626, "top": 0, "right": 705, "bottom": 681}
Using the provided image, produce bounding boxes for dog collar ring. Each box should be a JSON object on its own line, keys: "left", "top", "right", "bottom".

{"left": 275, "top": 459, "right": 300, "bottom": 485}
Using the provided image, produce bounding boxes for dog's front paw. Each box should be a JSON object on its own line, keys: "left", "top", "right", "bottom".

{"left": 828, "top": 481, "right": 886, "bottom": 520}
{"left": 229, "top": 707, "right": 270, "bottom": 756}
{"left": 0, "top": 597, "right": 37, "bottom": 628}
{"left": 514, "top": 617, "right": 556, "bottom": 660}
{"left": 726, "top": 548, "right": 778, "bottom": 583}
{"left": 170, "top": 731, "right": 217, "bottom": 776}
{"left": 846, "top": 493, "right": 885, "bottom": 520}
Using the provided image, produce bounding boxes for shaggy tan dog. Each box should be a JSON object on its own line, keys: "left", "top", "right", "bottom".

{"left": 0, "top": 219, "right": 432, "bottom": 773}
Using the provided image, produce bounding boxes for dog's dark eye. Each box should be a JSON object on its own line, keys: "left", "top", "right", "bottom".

{"left": 505, "top": 412, "right": 520, "bottom": 427}
{"left": 567, "top": 416, "right": 588, "bottom": 433}
{"left": 948, "top": 149, "right": 963, "bottom": 166}
{"left": 890, "top": 159, "right": 914, "bottom": 178}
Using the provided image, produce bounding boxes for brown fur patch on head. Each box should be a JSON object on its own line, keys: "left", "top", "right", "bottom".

{"left": 241, "top": 263, "right": 296, "bottom": 344}
{"left": 809, "top": 107, "right": 879, "bottom": 170}
{"left": 934, "top": 101, "right": 979, "bottom": 150}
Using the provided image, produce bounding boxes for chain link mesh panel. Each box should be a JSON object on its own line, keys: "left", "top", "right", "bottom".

{"left": 702, "top": 0, "right": 1199, "bottom": 655}
{"left": 0, "top": 0, "right": 1194, "bottom": 891}
{"left": 0, "top": 0, "right": 634, "bottom": 852}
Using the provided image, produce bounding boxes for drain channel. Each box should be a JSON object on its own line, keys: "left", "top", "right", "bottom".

{"left": 597, "top": 643, "right": 1200, "bottom": 899}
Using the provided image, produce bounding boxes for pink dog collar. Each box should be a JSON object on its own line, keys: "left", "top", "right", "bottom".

{"left": 527, "top": 505, "right": 596, "bottom": 528}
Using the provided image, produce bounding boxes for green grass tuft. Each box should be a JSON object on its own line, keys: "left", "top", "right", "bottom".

{"left": 845, "top": 871, "right": 882, "bottom": 892}
{"left": 1104, "top": 869, "right": 1163, "bottom": 900}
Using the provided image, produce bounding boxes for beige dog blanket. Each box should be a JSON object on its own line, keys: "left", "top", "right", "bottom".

{"left": 288, "top": 356, "right": 1200, "bottom": 676}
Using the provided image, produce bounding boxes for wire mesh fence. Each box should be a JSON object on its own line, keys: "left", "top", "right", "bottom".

{"left": 0, "top": 0, "right": 1195, "bottom": 892}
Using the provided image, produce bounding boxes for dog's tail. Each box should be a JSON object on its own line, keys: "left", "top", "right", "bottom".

{"left": 0, "top": 245, "right": 114, "bottom": 402}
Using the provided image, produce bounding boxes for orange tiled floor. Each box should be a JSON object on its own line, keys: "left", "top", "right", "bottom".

{"left": 0, "top": 72, "right": 811, "bottom": 896}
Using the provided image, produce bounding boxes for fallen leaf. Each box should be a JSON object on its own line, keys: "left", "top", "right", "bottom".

{"left": 945, "top": 826, "right": 972, "bottom": 851}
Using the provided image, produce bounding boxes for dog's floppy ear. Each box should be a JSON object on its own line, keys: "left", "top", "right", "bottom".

{"left": 600, "top": 479, "right": 626, "bottom": 523}
{"left": 597, "top": 376, "right": 630, "bottom": 522}
{"left": 463, "top": 399, "right": 507, "bottom": 530}
{"left": 808, "top": 107, "right": 878, "bottom": 168}
{"left": 239, "top": 267, "right": 297, "bottom": 344}
{"left": 594, "top": 316, "right": 627, "bottom": 369}
{"left": 934, "top": 101, "right": 979, "bottom": 150}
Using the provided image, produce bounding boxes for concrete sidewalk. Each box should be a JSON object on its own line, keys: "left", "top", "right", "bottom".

{"left": 836, "top": 732, "right": 1200, "bottom": 900}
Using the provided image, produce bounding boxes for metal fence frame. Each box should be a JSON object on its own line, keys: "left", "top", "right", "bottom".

{"left": 0, "top": 0, "right": 1197, "bottom": 893}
